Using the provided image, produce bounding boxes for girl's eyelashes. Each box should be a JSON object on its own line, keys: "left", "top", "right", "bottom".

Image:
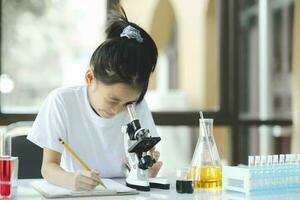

{"left": 125, "top": 101, "right": 135, "bottom": 106}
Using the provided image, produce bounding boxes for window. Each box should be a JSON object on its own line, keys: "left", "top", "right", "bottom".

{"left": 1, "top": 0, "right": 106, "bottom": 113}
{"left": 239, "top": 0, "right": 294, "bottom": 120}
{"left": 120, "top": 0, "right": 220, "bottom": 112}
{"left": 236, "top": 0, "right": 294, "bottom": 163}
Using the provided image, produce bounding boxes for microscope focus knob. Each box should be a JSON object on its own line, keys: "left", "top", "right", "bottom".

{"left": 138, "top": 155, "right": 155, "bottom": 170}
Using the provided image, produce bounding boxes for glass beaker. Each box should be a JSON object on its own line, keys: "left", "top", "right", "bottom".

{"left": 176, "top": 167, "right": 194, "bottom": 193}
{"left": 190, "top": 118, "right": 222, "bottom": 190}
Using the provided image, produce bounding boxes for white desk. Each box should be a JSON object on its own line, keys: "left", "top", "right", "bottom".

{"left": 14, "top": 178, "right": 300, "bottom": 200}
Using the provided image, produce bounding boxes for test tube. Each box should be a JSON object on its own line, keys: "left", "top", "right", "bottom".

{"left": 279, "top": 154, "right": 285, "bottom": 189}
{"left": 260, "top": 155, "right": 267, "bottom": 190}
{"left": 272, "top": 155, "right": 279, "bottom": 190}
{"left": 290, "top": 154, "right": 297, "bottom": 188}
{"left": 248, "top": 156, "right": 254, "bottom": 167}
{"left": 285, "top": 154, "right": 292, "bottom": 189}
{"left": 248, "top": 156, "right": 255, "bottom": 192}
{"left": 254, "top": 156, "right": 261, "bottom": 191}
{"left": 255, "top": 156, "right": 261, "bottom": 167}
{"left": 266, "top": 155, "right": 272, "bottom": 191}
{"left": 0, "top": 132, "right": 3, "bottom": 156}
{"left": 296, "top": 154, "right": 300, "bottom": 188}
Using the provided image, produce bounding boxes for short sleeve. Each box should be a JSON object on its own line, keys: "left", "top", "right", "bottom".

{"left": 137, "top": 99, "right": 159, "bottom": 137}
{"left": 27, "top": 89, "right": 67, "bottom": 153}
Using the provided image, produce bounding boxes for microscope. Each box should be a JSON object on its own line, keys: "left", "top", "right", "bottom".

{"left": 122, "top": 104, "right": 170, "bottom": 191}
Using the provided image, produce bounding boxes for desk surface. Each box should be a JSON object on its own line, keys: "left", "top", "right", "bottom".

{"left": 15, "top": 178, "right": 300, "bottom": 200}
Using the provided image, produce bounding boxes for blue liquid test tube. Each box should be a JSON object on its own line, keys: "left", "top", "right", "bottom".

{"left": 254, "top": 156, "right": 261, "bottom": 192}
{"left": 297, "top": 154, "right": 300, "bottom": 188}
{"left": 248, "top": 156, "right": 255, "bottom": 192}
{"left": 290, "top": 154, "right": 297, "bottom": 189}
{"left": 272, "top": 155, "right": 279, "bottom": 190}
{"left": 285, "top": 154, "right": 292, "bottom": 189}
{"left": 260, "top": 155, "right": 267, "bottom": 191}
{"left": 279, "top": 154, "right": 285, "bottom": 190}
{"left": 266, "top": 155, "right": 272, "bottom": 191}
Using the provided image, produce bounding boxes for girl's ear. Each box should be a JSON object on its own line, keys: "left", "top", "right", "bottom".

{"left": 85, "top": 68, "right": 95, "bottom": 84}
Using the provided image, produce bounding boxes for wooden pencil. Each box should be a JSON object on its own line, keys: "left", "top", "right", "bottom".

{"left": 58, "top": 137, "right": 107, "bottom": 189}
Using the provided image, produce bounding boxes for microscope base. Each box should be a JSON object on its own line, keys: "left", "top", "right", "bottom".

{"left": 150, "top": 182, "right": 170, "bottom": 189}
{"left": 126, "top": 182, "right": 150, "bottom": 191}
{"left": 149, "top": 178, "right": 170, "bottom": 190}
{"left": 126, "top": 178, "right": 170, "bottom": 191}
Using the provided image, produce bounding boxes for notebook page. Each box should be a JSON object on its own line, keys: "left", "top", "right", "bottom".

{"left": 101, "top": 179, "right": 136, "bottom": 193}
{"left": 31, "top": 180, "right": 73, "bottom": 196}
{"left": 31, "top": 179, "right": 137, "bottom": 198}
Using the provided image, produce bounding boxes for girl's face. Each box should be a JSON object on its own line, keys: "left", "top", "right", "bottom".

{"left": 85, "top": 69, "right": 141, "bottom": 118}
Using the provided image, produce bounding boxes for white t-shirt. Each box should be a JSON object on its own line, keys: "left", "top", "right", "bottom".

{"left": 27, "top": 85, "right": 158, "bottom": 178}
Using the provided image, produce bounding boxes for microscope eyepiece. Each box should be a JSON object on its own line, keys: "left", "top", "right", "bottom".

{"left": 127, "top": 104, "right": 137, "bottom": 121}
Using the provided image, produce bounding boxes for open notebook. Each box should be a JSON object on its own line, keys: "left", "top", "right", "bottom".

{"left": 31, "top": 179, "right": 138, "bottom": 198}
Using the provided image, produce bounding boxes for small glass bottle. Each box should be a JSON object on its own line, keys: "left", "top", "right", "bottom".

{"left": 190, "top": 117, "right": 222, "bottom": 190}
{"left": 176, "top": 167, "right": 194, "bottom": 194}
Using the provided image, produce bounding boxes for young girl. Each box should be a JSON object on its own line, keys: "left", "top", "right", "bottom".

{"left": 27, "top": 5, "right": 162, "bottom": 191}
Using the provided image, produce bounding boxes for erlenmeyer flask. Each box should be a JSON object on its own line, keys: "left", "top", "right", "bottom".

{"left": 190, "top": 118, "right": 222, "bottom": 190}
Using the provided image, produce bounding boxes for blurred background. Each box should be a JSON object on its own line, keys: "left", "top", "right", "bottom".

{"left": 0, "top": 0, "right": 299, "bottom": 176}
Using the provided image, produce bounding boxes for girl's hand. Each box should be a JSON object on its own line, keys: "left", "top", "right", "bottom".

{"left": 71, "top": 170, "right": 100, "bottom": 191}
{"left": 148, "top": 147, "right": 162, "bottom": 178}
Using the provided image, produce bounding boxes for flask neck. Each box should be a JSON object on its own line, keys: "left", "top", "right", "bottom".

{"left": 199, "top": 119, "right": 213, "bottom": 137}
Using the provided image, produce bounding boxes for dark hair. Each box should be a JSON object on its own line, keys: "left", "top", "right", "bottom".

{"left": 89, "top": 5, "right": 158, "bottom": 103}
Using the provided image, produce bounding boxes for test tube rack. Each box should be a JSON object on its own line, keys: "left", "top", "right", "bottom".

{"left": 223, "top": 154, "right": 300, "bottom": 194}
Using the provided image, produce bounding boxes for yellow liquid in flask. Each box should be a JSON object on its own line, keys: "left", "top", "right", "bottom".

{"left": 191, "top": 166, "right": 222, "bottom": 190}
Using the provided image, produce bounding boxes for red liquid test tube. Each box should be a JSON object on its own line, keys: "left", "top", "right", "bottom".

{"left": 0, "top": 157, "right": 11, "bottom": 198}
